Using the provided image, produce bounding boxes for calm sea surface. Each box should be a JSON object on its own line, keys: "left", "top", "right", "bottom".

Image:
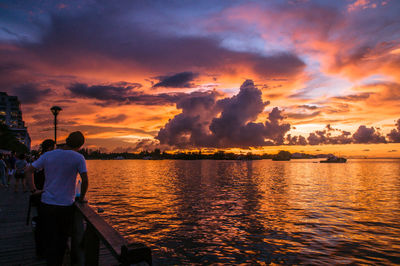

{"left": 86, "top": 159, "right": 400, "bottom": 265}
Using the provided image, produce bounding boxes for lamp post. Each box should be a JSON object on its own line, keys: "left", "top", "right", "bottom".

{"left": 50, "top": 106, "right": 62, "bottom": 144}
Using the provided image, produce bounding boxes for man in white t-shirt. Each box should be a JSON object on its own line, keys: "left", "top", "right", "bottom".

{"left": 27, "top": 131, "right": 88, "bottom": 265}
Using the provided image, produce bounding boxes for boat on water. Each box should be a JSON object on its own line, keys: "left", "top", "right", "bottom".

{"left": 320, "top": 156, "right": 347, "bottom": 163}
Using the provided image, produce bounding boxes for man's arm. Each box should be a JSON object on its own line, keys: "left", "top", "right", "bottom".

{"left": 78, "top": 172, "right": 88, "bottom": 202}
{"left": 25, "top": 165, "right": 37, "bottom": 192}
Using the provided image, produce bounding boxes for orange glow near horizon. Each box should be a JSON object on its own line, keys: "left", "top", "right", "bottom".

{"left": 1, "top": 0, "right": 400, "bottom": 156}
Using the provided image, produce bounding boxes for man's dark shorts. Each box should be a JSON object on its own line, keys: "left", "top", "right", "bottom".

{"left": 15, "top": 173, "right": 25, "bottom": 179}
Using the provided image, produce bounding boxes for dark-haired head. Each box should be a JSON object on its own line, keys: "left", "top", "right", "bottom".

{"left": 66, "top": 131, "right": 85, "bottom": 149}
{"left": 17, "top": 153, "right": 25, "bottom": 160}
{"left": 41, "top": 139, "right": 55, "bottom": 154}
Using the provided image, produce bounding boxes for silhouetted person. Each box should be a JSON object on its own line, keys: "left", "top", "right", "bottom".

{"left": 7, "top": 151, "right": 16, "bottom": 185}
{"left": 15, "top": 153, "right": 27, "bottom": 192}
{"left": 34, "top": 139, "right": 56, "bottom": 190}
{"left": 0, "top": 154, "right": 8, "bottom": 188}
{"left": 27, "top": 131, "right": 88, "bottom": 266}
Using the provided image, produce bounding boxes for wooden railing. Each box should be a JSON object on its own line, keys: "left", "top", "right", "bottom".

{"left": 71, "top": 202, "right": 152, "bottom": 266}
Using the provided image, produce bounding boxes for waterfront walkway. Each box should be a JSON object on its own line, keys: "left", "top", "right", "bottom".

{"left": 0, "top": 181, "right": 44, "bottom": 265}
{"left": 0, "top": 179, "right": 121, "bottom": 266}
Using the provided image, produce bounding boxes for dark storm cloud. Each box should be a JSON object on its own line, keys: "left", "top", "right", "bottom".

{"left": 387, "top": 119, "right": 400, "bottom": 142}
{"left": 155, "top": 90, "right": 221, "bottom": 148}
{"left": 251, "top": 53, "right": 305, "bottom": 77}
{"left": 156, "top": 80, "right": 291, "bottom": 148}
{"left": 305, "top": 125, "right": 352, "bottom": 145}
{"left": 298, "top": 121, "right": 400, "bottom": 146}
{"left": 67, "top": 83, "right": 184, "bottom": 106}
{"left": 352, "top": 125, "right": 386, "bottom": 144}
{"left": 67, "top": 83, "right": 141, "bottom": 102}
{"left": 153, "top": 72, "right": 198, "bottom": 88}
{"left": 95, "top": 114, "right": 127, "bottom": 124}
{"left": 286, "top": 134, "right": 307, "bottom": 145}
{"left": 9, "top": 84, "right": 52, "bottom": 104}
{"left": 10, "top": 4, "right": 305, "bottom": 79}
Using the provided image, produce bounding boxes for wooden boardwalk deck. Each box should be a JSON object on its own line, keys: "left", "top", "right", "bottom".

{"left": 0, "top": 179, "right": 119, "bottom": 266}
{"left": 0, "top": 179, "right": 45, "bottom": 266}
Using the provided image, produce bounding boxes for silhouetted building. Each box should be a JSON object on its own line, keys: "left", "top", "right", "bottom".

{"left": 0, "top": 92, "right": 31, "bottom": 150}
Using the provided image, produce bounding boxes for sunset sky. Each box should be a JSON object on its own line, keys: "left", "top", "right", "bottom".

{"left": 1, "top": 0, "right": 400, "bottom": 156}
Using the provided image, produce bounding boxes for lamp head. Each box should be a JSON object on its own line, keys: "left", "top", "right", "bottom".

{"left": 50, "top": 106, "right": 62, "bottom": 116}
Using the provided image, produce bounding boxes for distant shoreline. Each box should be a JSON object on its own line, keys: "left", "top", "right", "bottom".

{"left": 85, "top": 157, "right": 400, "bottom": 160}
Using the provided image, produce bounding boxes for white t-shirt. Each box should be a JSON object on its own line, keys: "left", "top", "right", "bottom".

{"left": 32, "top": 149, "right": 87, "bottom": 206}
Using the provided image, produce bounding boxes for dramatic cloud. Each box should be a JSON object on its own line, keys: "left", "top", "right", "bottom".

{"left": 67, "top": 83, "right": 183, "bottom": 106}
{"left": 352, "top": 125, "right": 386, "bottom": 144}
{"left": 155, "top": 90, "right": 221, "bottom": 148}
{"left": 305, "top": 125, "right": 353, "bottom": 145}
{"left": 0, "top": 4, "right": 306, "bottom": 88}
{"left": 1, "top": 0, "right": 400, "bottom": 151}
{"left": 10, "top": 84, "right": 52, "bottom": 104}
{"left": 286, "top": 134, "right": 307, "bottom": 145}
{"left": 156, "top": 80, "right": 290, "bottom": 148}
{"left": 387, "top": 119, "right": 400, "bottom": 142}
{"left": 153, "top": 72, "right": 198, "bottom": 88}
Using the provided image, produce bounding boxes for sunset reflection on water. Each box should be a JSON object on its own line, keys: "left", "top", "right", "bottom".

{"left": 87, "top": 159, "right": 400, "bottom": 264}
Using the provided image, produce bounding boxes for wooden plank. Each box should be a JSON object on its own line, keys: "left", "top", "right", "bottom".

{"left": 0, "top": 179, "right": 46, "bottom": 266}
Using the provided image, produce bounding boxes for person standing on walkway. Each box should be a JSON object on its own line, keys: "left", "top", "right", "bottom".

{"left": 7, "top": 152, "right": 16, "bottom": 186}
{"left": 27, "top": 131, "right": 89, "bottom": 266}
{"left": 15, "top": 153, "right": 27, "bottom": 192}
{"left": 0, "top": 154, "right": 8, "bottom": 188}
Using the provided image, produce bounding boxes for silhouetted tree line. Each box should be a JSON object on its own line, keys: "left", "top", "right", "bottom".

{"left": 0, "top": 124, "right": 29, "bottom": 154}
{"left": 78, "top": 148, "right": 319, "bottom": 160}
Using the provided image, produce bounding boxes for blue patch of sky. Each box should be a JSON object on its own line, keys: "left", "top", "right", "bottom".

{"left": 295, "top": 54, "right": 352, "bottom": 99}
{"left": 219, "top": 87, "right": 240, "bottom": 96}
{"left": 296, "top": 75, "right": 353, "bottom": 99}
{"left": 358, "top": 74, "right": 394, "bottom": 85}
{"left": 0, "top": 8, "right": 49, "bottom": 43}
{"left": 0, "top": 0, "right": 94, "bottom": 44}
{"left": 219, "top": 35, "right": 267, "bottom": 54}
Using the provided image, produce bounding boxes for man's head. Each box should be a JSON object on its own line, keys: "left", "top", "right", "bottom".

{"left": 41, "top": 139, "right": 55, "bottom": 153}
{"left": 66, "top": 131, "right": 85, "bottom": 149}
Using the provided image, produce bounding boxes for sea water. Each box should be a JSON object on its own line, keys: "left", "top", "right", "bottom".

{"left": 86, "top": 159, "right": 400, "bottom": 264}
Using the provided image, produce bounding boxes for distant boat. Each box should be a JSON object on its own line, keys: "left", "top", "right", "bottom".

{"left": 320, "top": 156, "right": 347, "bottom": 163}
